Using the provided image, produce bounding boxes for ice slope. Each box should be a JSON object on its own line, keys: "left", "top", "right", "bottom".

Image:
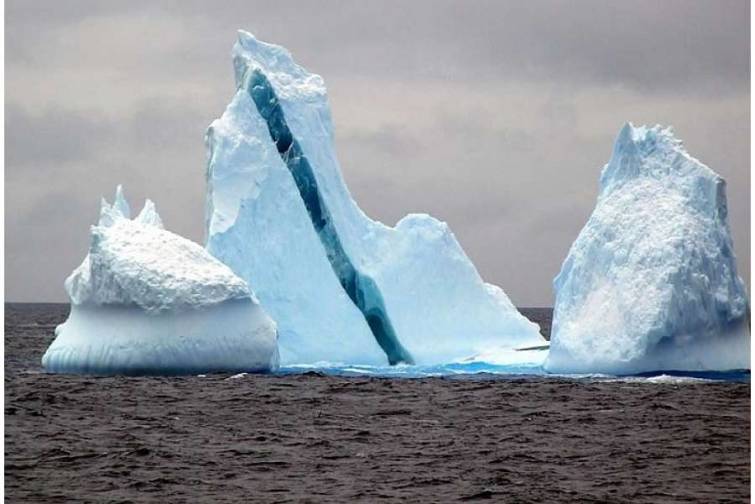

{"left": 42, "top": 187, "right": 279, "bottom": 375}
{"left": 206, "top": 31, "right": 544, "bottom": 366}
{"left": 545, "top": 124, "right": 750, "bottom": 374}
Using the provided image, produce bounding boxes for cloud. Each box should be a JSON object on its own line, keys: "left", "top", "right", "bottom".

{"left": 5, "top": 106, "right": 113, "bottom": 168}
{"left": 5, "top": 0, "right": 750, "bottom": 305}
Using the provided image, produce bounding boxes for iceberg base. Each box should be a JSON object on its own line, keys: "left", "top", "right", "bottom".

{"left": 42, "top": 299, "right": 279, "bottom": 375}
{"left": 545, "top": 319, "right": 750, "bottom": 375}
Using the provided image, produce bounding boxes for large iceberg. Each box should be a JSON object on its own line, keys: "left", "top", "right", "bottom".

{"left": 545, "top": 124, "right": 750, "bottom": 374}
{"left": 42, "top": 187, "right": 279, "bottom": 375}
{"left": 205, "top": 31, "right": 544, "bottom": 366}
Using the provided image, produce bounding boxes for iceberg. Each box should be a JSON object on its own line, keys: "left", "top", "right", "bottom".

{"left": 42, "top": 186, "right": 279, "bottom": 375}
{"left": 205, "top": 31, "right": 544, "bottom": 366}
{"left": 545, "top": 124, "right": 750, "bottom": 374}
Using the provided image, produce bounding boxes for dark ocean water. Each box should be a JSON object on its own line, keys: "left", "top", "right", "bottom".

{"left": 5, "top": 303, "right": 751, "bottom": 502}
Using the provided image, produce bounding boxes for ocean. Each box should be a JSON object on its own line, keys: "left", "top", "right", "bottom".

{"left": 5, "top": 303, "right": 750, "bottom": 502}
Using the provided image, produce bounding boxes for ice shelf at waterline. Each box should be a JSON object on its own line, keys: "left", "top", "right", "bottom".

{"left": 545, "top": 124, "right": 750, "bottom": 375}
{"left": 42, "top": 187, "right": 279, "bottom": 375}
{"left": 205, "top": 31, "right": 545, "bottom": 366}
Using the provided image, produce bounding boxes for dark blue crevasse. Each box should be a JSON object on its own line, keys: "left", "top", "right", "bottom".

{"left": 245, "top": 69, "right": 413, "bottom": 365}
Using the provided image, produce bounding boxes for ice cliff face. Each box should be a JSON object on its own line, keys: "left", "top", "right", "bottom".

{"left": 546, "top": 124, "right": 750, "bottom": 374}
{"left": 42, "top": 187, "right": 279, "bottom": 375}
{"left": 206, "top": 31, "right": 544, "bottom": 366}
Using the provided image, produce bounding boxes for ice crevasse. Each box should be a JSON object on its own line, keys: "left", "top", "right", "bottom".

{"left": 205, "top": 30, "right": 545, "bottom": 366}
{"left": 545, "top": 124, "right": 750, "bottom": 374}
{"left": 42, "top": 187, "right": 279, "bottom": 375}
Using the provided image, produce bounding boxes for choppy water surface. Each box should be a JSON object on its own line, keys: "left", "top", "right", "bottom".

{"left": 5, "top": 304, "right": 750, "bottom": 502}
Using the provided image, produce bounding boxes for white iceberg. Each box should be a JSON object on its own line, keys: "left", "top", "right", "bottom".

{"left": 42, "top": 186, "right": 279, "bottom": 375}
{"left": 545, "top": 124, "right": 750, "bottom": 374}
{"left": 205, "top": 31, "right": 544, "bottom": 366}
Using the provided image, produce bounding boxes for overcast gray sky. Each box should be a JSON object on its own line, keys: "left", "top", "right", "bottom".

{"left": 5, "top": 0, "right": 750, "bottom": 306}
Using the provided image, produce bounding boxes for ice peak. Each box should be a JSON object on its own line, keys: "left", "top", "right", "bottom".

{"left": 113, "top": 185, "right": 131, "bottom": 219}
{"left": 236, "top": 30, "right": 264, "bottom": 54}
{"left": 614, "top": 122, "right": 635, "bottom": 148}
{"left": 613, "top": 123, "right": 679, "bottom": 155}
{"left": 98, "top": 186, "right": 138, "bottom": 227}
{"left": 232, "top": 30, "right": 326, "bottom": 101}
{"left": 136, "top": 199, "right": 165, "bottom": 229}
{"left": 600, "top": 123, "right": 713, "bottom": 193}
{"left": 97, "top": 187, "right": 165, "bottom": 230}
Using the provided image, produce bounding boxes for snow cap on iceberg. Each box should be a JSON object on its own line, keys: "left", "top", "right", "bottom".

{"left": 546, "top": 123, "right": 749, "bottom": 375}
{"left": 68, "top": 186, "right": 251, "bottom": 313}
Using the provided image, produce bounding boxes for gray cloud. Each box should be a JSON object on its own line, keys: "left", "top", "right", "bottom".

{"left": 5, "top": 106, "right": 113, "bottom": 168}
{"left": 5, "top": 0, "right": 750, "bottom": 306}
{"left": 7, "top": 1, "right": 748, "bottom": 93}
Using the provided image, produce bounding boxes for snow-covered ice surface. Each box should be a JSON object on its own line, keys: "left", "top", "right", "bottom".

{"left": 205, "top": 31, "right": 544, "bottom": 366}
{"left": 546, "top": 124, "right": 750, "bottom": 375}
{"left": 42, "top": 187, "right": 279, "bottom": 375}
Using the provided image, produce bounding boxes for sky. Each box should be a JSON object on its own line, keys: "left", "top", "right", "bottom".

{"left": 5, "top": 0, "right": 751, "bottom": 306}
